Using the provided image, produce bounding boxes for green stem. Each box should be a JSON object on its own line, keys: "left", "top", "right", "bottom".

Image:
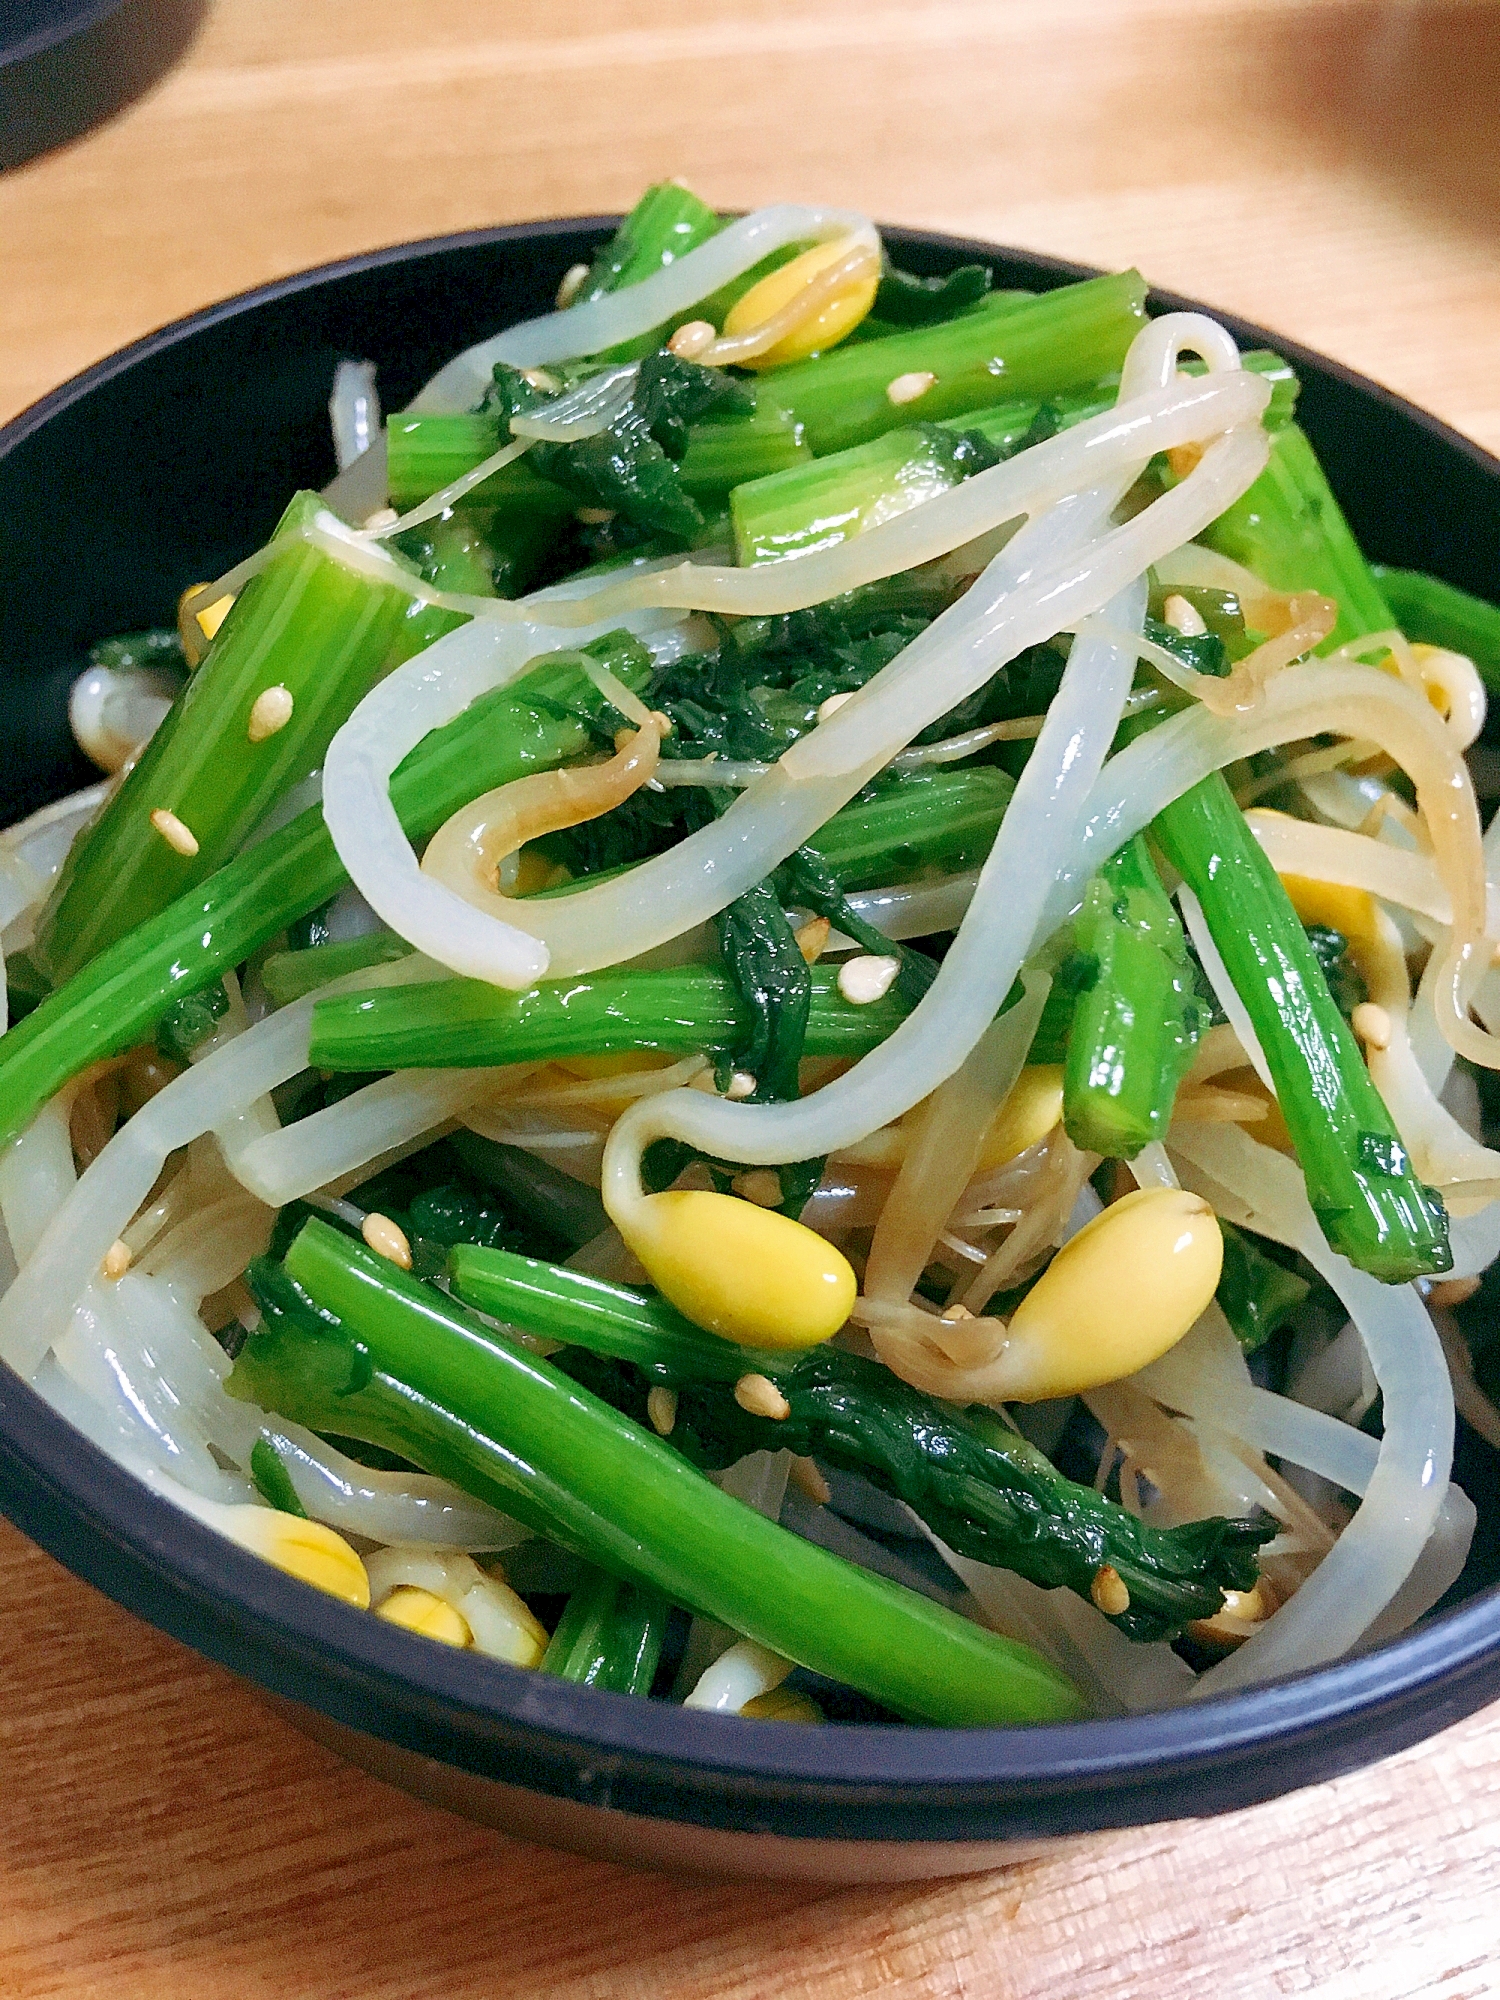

{"left": 1153, "top": 772, "right": 1451, "bottom": 1281}
{"left": 576, "top": 182, "right": 726, "bottom": 361}
{"left": 308, "top": 960, "right": 910, "bottom": 1073}
{"left": 33, "top": 493, "right": 413, "bottom": 987}
{"left": 540, "top": 1564, "right": 670, "bottom": 1694}
{"left": 235, "top": 1220, "right": 1084, "bottom": 1724}
{"left": 260, "top": 933, "right": 412, "bottom": 1006}
{"left": 0, "top": 637, "right": 652, "bottom": 1151}
{"left": 448, "top": 1245, "right": 1271, "bottom": 1643}
{"left": 806, "top": 766, "right": 1014, "bottom": 891}
{"left": 756, "top": 271, "right": 1149, "bottom": 455}
{"left": 1372, "top": 566, "right": 1500, "bottom": 690}
{"left": 1062, "top": 834, "right": 1204, "bottom": 1158}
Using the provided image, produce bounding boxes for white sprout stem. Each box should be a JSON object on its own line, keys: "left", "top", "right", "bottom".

{"left": 229, "top": 1067, "right": 506, "bottom": 1207}
{"left": 408, "top": 205, "right": 880, "bottom": 414}
{"left": 0, "top": 959, "right": 422, "bottom": 1380}
{"left": 1168, "top": 1107, "right": 1453, "bottom": 1684}
{"left": 329, "top": 359, "right": 381, "bottom": 472}
{"left": 261, "top": 1423, "right": 529, "bottom": 1550}
{"left": 683, "top": 1638, "right": 794, "bottom": 1713}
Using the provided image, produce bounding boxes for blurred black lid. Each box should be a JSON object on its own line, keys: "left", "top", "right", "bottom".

{"left": 0, "top": 0, "right": 205, "bottom": 170}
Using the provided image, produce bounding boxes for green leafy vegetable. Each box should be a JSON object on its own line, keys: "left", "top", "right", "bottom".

{"left": 1215, "top": 1221, "right": 1312, "bottom": 1353}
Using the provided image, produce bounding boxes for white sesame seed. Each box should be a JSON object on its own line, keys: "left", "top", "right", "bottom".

{"left": 103, "top": 1239, "right": 132, "bottom": 1281}
{"left": 725, "top": 1071, "right": 758, "bottom": 1100}
{"left": 150, "top": 807, "right": 199, "bottom": 857}
{"left": 521, "top": 367, "right": 561, "bottom": 392}
{"left": 794, "top": 916, "right": 830, "bottom": 964}
{"left": 732, "top": 1168, "right": 785, "bottom": 1208}
{"left": 361, "top": 1211, "right": 412, "bottom": 1270}
{"left": 1351, "top": 1001, "right": 1393, "bottom": 1051}
{"left": 1090, "top": 1564, "right": 1131, "bottom": 1617}
{"left": 668, "top": 319, "right": 717, "bottom": 360}
{"left": 647, "top": 1386, "right": 678, "bottom": 1436}
{"left": 575, "top": 506, "right": 616, "bottom": 525}
{"left": 247, "top": 684, "right": 295, "bottom": 744}
{"left": 361, "top": 506, "right": 400, "bottom": 532}
{"left": 734, "top": 1372, "right": 791, "bottom": 1421}
{"left": 1162, "top": 592, "right": 1209, "bottom": 637}
{"left": 816, "top": 691, "right": 854, "bottom": 723}
{"left": 885, "top": 370, "right": 937, "bottom": 407}
{"left": 788, "top": 1455, "right": 831, "bottom": 1505}
{"left": 555, "top": 262, "right": 590, "bottom": 309}
{"left": 837, "top": 954, "right": 901, "bottom": 1006}
{"left": 940, "top": 1302, "right": 973, "bottom": 1322}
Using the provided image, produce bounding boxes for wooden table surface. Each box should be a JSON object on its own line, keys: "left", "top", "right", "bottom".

{"left": 3, "top": 1, "right": 1500, "bottom": 1993}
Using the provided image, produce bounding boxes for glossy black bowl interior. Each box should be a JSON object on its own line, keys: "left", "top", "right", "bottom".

{"left": 2, "top": 222, "right": 1499, "bottom": 1861}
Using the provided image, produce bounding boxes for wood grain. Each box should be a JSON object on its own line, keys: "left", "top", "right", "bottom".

{"left": 2, "top": 1, "right": 1500, "bottom": 1992}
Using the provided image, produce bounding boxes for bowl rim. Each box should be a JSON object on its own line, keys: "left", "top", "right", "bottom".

{"left": 3, "top": 213, "right": 1499, "bottom": 1825}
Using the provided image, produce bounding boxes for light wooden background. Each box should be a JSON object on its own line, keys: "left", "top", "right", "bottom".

{"left": 3, "top": 2, "right": 1500, "bottom": 1994}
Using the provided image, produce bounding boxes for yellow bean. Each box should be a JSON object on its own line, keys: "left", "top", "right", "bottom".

{"left": 234, "top": 1508, "right": 371, "bottom": 1608}
{"left": 620, "top": 1190, "right": 856, "bottom": 1350}
{"left": 997, "top": 1188, "right": 1223, "bottom": 1401}
{"left": 722, "top": 241, "right": 877, "bottom": 368}
{"left": 375, "top": 1585, "right": 473, "bottom": 1648}
{"left": 978, "top": 1064, "right": 1065, "bottom": 1170}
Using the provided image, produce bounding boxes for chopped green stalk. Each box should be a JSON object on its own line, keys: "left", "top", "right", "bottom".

{"left": 0, "top": 636, "right": 652, "bottom": 1151}
{"left": 1062, "top": 834, "right": 1205, "bottom": 1158}
{"left": 448, "top": 1246, "right": 1272, "bottom": 1643}
{"left": 677, "top": 388, "right": 811, "bottom": 500}
{"left": 1372, "top": 566, "right": 1500, "bottom": 689}
{"left": 541, "top": 1564, "right": 670, "bottom": 1695}
{"left": 758, "top": 271, "right": 1149, "bottom": 455}
{"left": 575, "top": 182, "right": 725, "bottom": 360}
{"left": 1215, "top": 1221, "right": 1311, "bottom": 1353}
{"left": 1154, "top": 772, "right": 1450, "bottom": 1280}
{"left": 384, "top": 414, "right": 570, "bottom": 518}
{"left": 1202, "top": 423, "right": 1394, "bottom": 649}
{"left": 732, "top": 421, "right": 1007, "bottom": 567}
{"left": 260, "top": 933, "right": 412, "bottom": 1006}
{"left": 448, "top": 1130, "right": 609, "bottom": 1251}
{"left": 234, "top": 1220, "right": 1084, "bottom": 1725}
{"left": 34, "top": 492, "right": 413, "bottom": 988}
{"left": 807, "top": 766, "right": 1014, "bottom": 891}
{"left": 249, "top": 1435, "right": 309, "bottom": 1517}
{"left": 308, "top": 960, "right": 910, "bottom": 1074}
{"left": 155, "top": 981, "right": 230, "bottom": 1061}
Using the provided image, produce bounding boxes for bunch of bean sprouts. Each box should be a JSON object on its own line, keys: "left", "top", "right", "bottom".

{"left": 3, "top": 201, "right": 1498, "bottom": 1709}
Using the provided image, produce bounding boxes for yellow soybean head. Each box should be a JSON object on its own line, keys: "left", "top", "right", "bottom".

{"left": 1277, "top": 871, "right": 1380, "bottom": 953}
{"left": 234, "top": 1509, "right": 371, "bottom": 1609}
{"left": 375, "top": 1585, "right": 473, "bottom": 1649}
{"left": 723, "top": 241, "right": 878, "bottom": 369}
{"left": 978, "top": 1065, "right": 1065, "bottom": 1170}
{"left": 622, "top": 1189, "right": 856, "bottom": 1350}
{"left": 998, "top": 1188, "right": 1223, "bottom": 1401}
{"left": 742, "top": 1686, "right": 823, "bottom": 1723}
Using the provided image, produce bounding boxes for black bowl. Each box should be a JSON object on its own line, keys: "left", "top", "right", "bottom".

{"left": 0, "top": 0, "right": 206, "bottom": 171}
{"left": 2, "top": 222, "right": 1499, "bottom": 1882}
